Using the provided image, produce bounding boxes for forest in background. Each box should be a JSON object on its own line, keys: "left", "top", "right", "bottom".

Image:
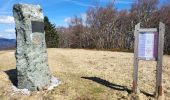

{"left": 45, "top": 0, "right": 170, "bottom": 54}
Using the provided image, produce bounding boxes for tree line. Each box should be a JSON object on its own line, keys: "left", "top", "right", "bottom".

{"left": 45, "top": 0, "right": 170, "bottom": 54}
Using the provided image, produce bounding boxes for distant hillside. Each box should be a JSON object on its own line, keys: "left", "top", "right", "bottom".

{"left": 0, "top": 37, "right": 16, "bottom": 50}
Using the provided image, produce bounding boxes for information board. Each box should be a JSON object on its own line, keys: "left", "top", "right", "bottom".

{"left": 133, "top": 22, "right": 165, "bottom": 98}
{"left": 138, "top": 32, "right": 158, "bottom": 60}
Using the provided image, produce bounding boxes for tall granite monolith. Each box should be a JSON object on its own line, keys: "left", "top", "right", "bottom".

{"left": 13, "top": 4, "right": 51, "bottom": 91}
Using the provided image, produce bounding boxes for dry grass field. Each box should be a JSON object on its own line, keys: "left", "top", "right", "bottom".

{"left": 0, "top": 48, "right": 170, "bottom": 100}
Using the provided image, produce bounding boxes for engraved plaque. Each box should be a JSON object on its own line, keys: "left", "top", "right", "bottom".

{"left": 30, "top": 34, "right": 42, "bottom": 45}
{"left": 31, "top": 21, "right": 44, "bottom": 33}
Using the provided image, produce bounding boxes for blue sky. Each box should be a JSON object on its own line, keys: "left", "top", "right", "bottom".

{"left": 0, "top": 0, "right": 167, "bottom": 39}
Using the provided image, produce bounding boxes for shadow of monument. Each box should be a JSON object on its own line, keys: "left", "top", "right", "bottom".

{"left": 81, "top": 76, "right": 154, "bottom": 97}
{"left": 5, "top": 69, "right": 18, "bottom": 86}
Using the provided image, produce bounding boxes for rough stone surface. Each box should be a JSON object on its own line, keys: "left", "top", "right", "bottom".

{"left": 13, "top": 4, "right": 51, "bottom": 91}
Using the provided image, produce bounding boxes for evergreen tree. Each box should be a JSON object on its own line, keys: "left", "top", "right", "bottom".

{"left": 44, "top": 16, "right": 59, "bottom": 48}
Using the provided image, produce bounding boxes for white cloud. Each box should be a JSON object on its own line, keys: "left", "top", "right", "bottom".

{"left": 81, "top": 13, "right": 87, "bottom": 21}
{"left": 4, "top": 28, "right": 15, "bottom": 33}
{"left": 0, "top": 33, "right": 15, "bottom": 39}
{"left": 0, "top": 28, "right": 16, "bottom": 39}
{"left": 64, "top": 17, "right": 72, "bottom": 23}
{"left": 0, "top": 12, "right": 12, "bottom": 14}
{"left": 64, "top": 13, "right": 87, "bottom": 26}
{"left": 80, "top": 13, "right": 87, "bottom": 26}
{"left": 0, "top": 16, "right": 14, "bottom": 24}
{"left": 0, "top": 32, "right": 15, "bottom": 39}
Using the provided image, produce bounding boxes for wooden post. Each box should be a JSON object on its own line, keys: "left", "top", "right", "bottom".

{"left": 156, "top": 22, "right": 165, "bottom": 97}
{"left": 133, "top": 23, "right": 140, "bottom": 93}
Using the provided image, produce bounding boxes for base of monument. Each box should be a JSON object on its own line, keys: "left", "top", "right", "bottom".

{"left": 10, "top": 76, "right": 60, "bottom": 95}
{"left": 47, "top": 76, "right": 61, "bottom": 91}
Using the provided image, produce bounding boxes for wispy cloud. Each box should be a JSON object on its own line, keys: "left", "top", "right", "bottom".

{"left": 0, "top": 16, "right": 14, "bottom": 24}
{"left": 0, "top": 33, "right": 16, "bottom": 39}
{"left": 63, "top": 0, "right": 134, "bottom": 8}
{"left": 63, "top": 0, "right": 96, "bottom": 7}
{"left": 0, "top": 28, "right": 16, "bottom": 39}
{"left": 81, "top": 13, "right": 87, "bottom": 20}
{"left": 4, "top": 28, "right": 15, "bottom": 33}
{"left": 64, "top": 13, "right": 87, "bottom": 26}
{"left": 80, "top": 13, "right": 87, "bottom": 25}
{"left": 64, "top": 17, "right": 72, "bottom": 23}
{"left": 100, "top": 0, "right": 134, "bottom": 4}
{"left": 115, "top": 0, "right": 134, "bottom": 4}
{"left": 0, "top": 11, "right": 12, "bottom": 14}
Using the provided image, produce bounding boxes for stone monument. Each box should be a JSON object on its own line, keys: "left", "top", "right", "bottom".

{"left": 13, "top": 4, "right": 51, "bottom": 91}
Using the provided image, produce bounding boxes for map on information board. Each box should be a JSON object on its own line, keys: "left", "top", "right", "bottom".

{"left": 138, "top": 32, "right": 158, "bottom": 60}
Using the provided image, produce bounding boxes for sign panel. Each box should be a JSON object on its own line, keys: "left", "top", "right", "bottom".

{"left": 138, "top": 32, "right": 158, "bottom": 60}
{"left": 133, "top": 22, "right": 165, "bottom": 97}
{"left": 31, "top": 21, "right": 44, "bottom": 33}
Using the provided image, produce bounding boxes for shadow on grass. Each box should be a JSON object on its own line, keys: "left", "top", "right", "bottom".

{"left": 5, "top": 69, "right": 17, "bottom": 86}
{"left": 81, "top": 76, "right": 131, "bottom": 93}
{"left": 140, "top": 90, "right": 155, "bottom": 97}
{"left": 81, "top": 76, "right": 154, "bottom": 97}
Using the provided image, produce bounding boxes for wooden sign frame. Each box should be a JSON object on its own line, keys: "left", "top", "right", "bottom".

{"left": 132, "top": 22, "right": 165, "bottom": 98}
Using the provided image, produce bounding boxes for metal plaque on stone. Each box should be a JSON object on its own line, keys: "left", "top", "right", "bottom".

{"left": 31, "top": 21, "right": 44, "bottom": 33}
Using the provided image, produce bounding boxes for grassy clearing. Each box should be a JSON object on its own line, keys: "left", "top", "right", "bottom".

{"left": 0, "top": 48, "right": 170, "bottom": 100}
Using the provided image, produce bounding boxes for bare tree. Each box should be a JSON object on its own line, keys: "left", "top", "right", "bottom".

{"left": 56, "top": 0, "right": 170, "bottom": 54}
